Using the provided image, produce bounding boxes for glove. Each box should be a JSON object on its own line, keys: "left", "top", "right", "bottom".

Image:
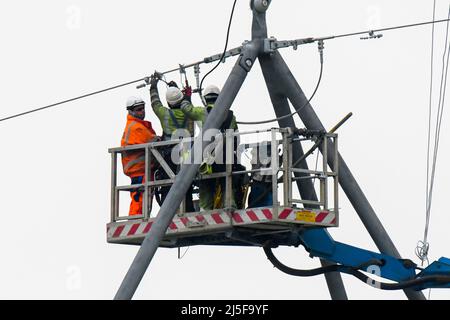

{"left": 182, "top": 85, "right": 192, "bottom": 102}
{"left": 167, "top": 81, "right": 178, "bottom": 88}
{"left": 182, "top": 85, "right": 192, "bottom": 97}
{"left": 199, "top": 162, "right": 213, "bottom": 175}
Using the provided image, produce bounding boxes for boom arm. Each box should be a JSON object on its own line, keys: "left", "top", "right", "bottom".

{"left": 265, "top": 228, "right": 450, "bottom": 291}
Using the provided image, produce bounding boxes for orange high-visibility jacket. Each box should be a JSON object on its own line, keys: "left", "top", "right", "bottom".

{"left": 121, "top": 115, "right": 157, "bottom": 177}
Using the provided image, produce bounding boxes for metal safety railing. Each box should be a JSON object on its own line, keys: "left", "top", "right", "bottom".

{"left": 108, "top": 128, "right": 339, "bottom": 223}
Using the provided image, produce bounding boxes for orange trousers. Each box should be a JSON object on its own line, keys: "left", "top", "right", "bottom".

{"left": 129, "top": 176, "right": 153, "bottom": 216}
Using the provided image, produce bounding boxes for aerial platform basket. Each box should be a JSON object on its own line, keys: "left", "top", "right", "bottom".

{"left": 107, "top": 128, "right": 339, "bottom": 248}
{"left": 107, "top": 205, "right": 338, "bottom": 247}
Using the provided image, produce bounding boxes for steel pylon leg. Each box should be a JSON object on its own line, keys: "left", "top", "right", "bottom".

{"left": 253, "top": 4, "right": 347, "bottom": 299}
{"left": 266, "top": 50, "right": 425, "bottom": 300}
{"left": 258, "top": 54, "right": 348, "bottom": 300}
{"left": 114, "top": 42, "right": 261, "bottom": 300}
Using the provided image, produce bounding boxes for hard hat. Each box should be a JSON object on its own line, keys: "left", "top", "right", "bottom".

{"left": 166, "top": 87, "right": 184, "bottom": 106}
{"left": 126, "top": 96, "right": 145, "bottom": 110}
{"left": 203, "top": 85, "right": 221, "bottom": 97}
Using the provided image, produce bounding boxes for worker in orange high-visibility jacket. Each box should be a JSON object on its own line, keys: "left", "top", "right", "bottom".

{"left": 121, "top": 96, "right": 158, "bottom": 216}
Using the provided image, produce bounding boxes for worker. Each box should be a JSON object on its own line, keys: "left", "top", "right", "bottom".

{"left": 247, "top": 143, "right": 274, "bottom": 208}
{"left": 149, "top": 74, "right": 195, "bottom": 212}
{"left": 181, "top": 85, "right": 245, "bottom": 210}
{"left": 121, "top": 96, "right": 158, "bottom": 216}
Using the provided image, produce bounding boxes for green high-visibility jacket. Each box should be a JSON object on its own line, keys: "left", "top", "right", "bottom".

{"left": 180, "top": 101, "right": 238, "bottom": 130}
{"left": 150, "top": 85, "right": 194, "bottom": 140}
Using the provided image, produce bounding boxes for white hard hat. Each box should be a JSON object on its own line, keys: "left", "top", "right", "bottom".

{"left": 126, "top": 96, "right": 145, "bottom": 110}
{"left": 203, "top": 85, "right": 221, "bottom": 97}
{"left": 166, "top": 87, "right": 184, "bottom": 106}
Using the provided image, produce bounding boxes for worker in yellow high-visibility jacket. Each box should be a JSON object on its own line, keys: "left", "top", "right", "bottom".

{"left": 181, "top": 85, "right": 240, "bottom": 210}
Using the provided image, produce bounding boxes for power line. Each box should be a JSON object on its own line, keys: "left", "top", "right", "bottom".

{"left": 3, "top": 17, "right": 450, "bottom": 124}
{"left": 426, "top": 8, "right": 450, "bottom": 239}
{"left": 425, "top": 6, "right": 450, "bottom": 244}
{"left": 236, "top": 61, "right": 322, "bottom": 125}
{"left": 237, "top": 42, "right": 324, "bottom": 125}
{"left": 153, "top": 18, "right": 450, "bottom": 81}
{"left": 423, "top": 3, "right": 437, "bottom": 298}
{"left": 236, "top": 20, "right": 450, "bottom": 126}
{"left": 199, "top": 0, "right": 238, "bottom": 102}
{"left": 327, "top": 18, "right": 450, "bottom": 41}
{"left": 0, "top": 78, "right": 146, "bottom": 123}
{"left": 425, "top": 0, "right": 437, "bottom": 239}
{"left": 1, "top": 0, "right": 240, "bottom": 124}
{"left": 417, "top": 5, "right": 450, "bottom": 269}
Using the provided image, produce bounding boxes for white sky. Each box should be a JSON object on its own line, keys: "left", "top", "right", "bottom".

{"left": 0, "top": 0, "right": 449, "bottom": 300}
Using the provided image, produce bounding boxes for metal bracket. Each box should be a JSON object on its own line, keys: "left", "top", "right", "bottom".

{"left": 179, "top": 64, "right": 186, "bottom": 75}
{"left": 186, "top": 220, "right": 207, "bottom": 228}
{"left": 203, "top": 46, "right": 243, "bottom": 64}
{"left": 238, "top": 41, "right": 257, "bottom": 72}
{"left": 150, "top": 149, "right": 175, "bottom": 179}
{"left": 263, "top": 36, "right": 316, "bottom": 54}
{"left": 193, "top": 64, "right": 201, "bottom": 92}
{"left": 252, "top": 0, "right": 271, "bottom": 13}
{"left": 360, "top": 30, "right": 383, "bottom": 40}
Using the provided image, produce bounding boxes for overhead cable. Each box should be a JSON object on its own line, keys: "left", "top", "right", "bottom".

{"left": 425, "top": 0, "right": 437, "bottom": 233}
{"left": 417, "top": 0, "right": 438, "bottom": 268}
{"left": 427, "top": 6, "right": 450, "bottom": 242}
{"left": 3, "top": 17, "right": 450, "bottom": 123}
{"left": 199, "top": 0, "right": 238, "bottom": 100}
{"left": 237, "top": 41, "right": 324, "bottom": 125}
{"left": 417, "top": 5, "right": 450, "bottom": 266}
{"left": 0, "top": 78, "right": 146, "bottom": 123}
{"left": 327, "top": 18, "right": 450, "bottom": 41}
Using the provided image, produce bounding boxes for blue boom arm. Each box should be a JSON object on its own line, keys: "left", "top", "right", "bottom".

{"left": 284, "top": 228, "right": 450, "bottom": 290}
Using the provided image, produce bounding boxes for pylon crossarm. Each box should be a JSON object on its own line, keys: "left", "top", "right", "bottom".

{"left": 136, "top": 45, "right": 245, "bottom": 89}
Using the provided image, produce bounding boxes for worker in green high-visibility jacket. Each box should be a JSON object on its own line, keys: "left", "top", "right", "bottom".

{"left": 149, "top": 74, "right": 195, "bottom": 212}
{"left": 181, "top": 84, "right": 243, "bottom": 211}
